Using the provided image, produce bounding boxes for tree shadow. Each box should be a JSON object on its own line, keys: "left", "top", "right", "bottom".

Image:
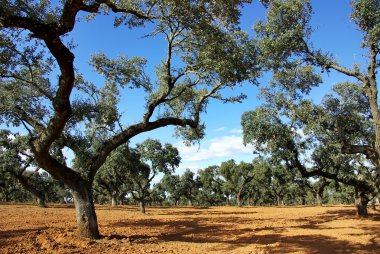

{"left": 0, "top": 227, "right": 48, "bottom": 247}
{"left": 107, "top": 206, "right": 379, "bottom": 253}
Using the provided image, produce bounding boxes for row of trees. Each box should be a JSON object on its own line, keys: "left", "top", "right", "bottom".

{"left": 0, "top": 0, "right": 378, "bottom": 239}
{"left": 150, "top": 160, "right": 358, "bottom": 208}
{"left": 0, "top": 135, "right": 364, "bottom": 212}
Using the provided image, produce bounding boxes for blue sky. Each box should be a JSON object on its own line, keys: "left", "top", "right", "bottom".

{"left": 66, "top": 0, "right": 365, "bottom": 175}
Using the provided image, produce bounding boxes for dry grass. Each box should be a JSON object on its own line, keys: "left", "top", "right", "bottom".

{"left": 0, "top": 204, "right": 379, "bottom": 253}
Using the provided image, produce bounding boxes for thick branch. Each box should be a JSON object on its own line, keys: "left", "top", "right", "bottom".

{"left": 326, "top": 64, "right": 367, "bottom": 83}
{"left": 288, "top": 145, "right": 372, "bottom": 193}
{"left": 88, "top": 117, "right": 197, "bottom": 181}
{"left": 341, "top": 144, "right": 378, "bottom": 163}
{"left": 301, "top": 38, "right": 367, "bottom": 83}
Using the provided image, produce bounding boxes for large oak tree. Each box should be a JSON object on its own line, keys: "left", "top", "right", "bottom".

{"left": 0, "top": 0, "right": 258, "bottom": 238}
{"left": 253, "top": 0, "right": 379, "bottom": 178}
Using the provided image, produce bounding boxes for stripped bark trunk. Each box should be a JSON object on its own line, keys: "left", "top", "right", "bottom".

{"left": 72, "top": 186, "right": 100, "bottom": 239}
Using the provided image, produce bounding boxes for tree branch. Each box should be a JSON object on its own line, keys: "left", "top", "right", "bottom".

{"left": 88, "top": 117, "right": 197, "bottom": 181}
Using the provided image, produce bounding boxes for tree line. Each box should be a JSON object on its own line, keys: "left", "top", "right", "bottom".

{"left": 0, "top": 136, "right": 369, "bottom": 213}
{"left": 0, "top": 0, "right": 378, "bottom": 239}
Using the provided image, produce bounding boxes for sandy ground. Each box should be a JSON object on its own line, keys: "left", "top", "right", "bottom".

{"left": 0, "top": 204, "right": 379, "bottom": 254}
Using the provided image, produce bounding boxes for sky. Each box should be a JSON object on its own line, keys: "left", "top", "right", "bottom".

{"left": 65, "top": 0, "right": 365, "bottom": 176}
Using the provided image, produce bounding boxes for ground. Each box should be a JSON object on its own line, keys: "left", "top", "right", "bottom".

{"left": 0, "top": 204, "right": 379, "bottom": 253}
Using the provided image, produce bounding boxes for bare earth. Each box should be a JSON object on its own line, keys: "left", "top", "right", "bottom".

{"left": 0, "top": 204, "right": 379, "bottom": 254}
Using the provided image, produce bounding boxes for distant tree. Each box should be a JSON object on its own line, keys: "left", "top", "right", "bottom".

{"left": 130, "top": 139, "right": 180, "bottom": 213}
{"left": 326, "top": 183, "right": 356, "bottom": 205}
{"left": 267, "top": 164, "right": 298, "bottom": 206}
{"left": 0, "top": 130, "right": 56, "bottom": 207}
{"left": 196, "top": 165, "right": 225, "bottom": 206}
{"left": 127, "top": 161, "right": 153, "bottom": 213}
{"left": 160, "top": 174, "right": 182, "bottom": 206}
{"left": 305, "top": 178, "right": 331, "bottom": 206}
{"left": 179, "top": 169, "right": 198, "bottom": 206}
{"left": 245, "top": 159, "right": 273, "bottom": 206}
{"left": 149, "top": 183, "right": 167, "bottom": 206}
{"left": 219, "top": 160, "right": 254, "bottom": 206}
{"left": 0, "top": 0, "right": 258, "bottom": 238}
{"left": 0, "top": 168, "right": 25, "bottom": 202}
{"left": 95, "top": 145, "right": 141, "bottom": 207}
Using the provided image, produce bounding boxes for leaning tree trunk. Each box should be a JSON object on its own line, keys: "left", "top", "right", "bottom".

{"left": 15, "top": 175, "right": 47, "bottom": 208}
{"left": 72, "top": 185, "right": 100, "bottom": 239}
{"left": 355, "top": 191, "right": 369, "bottom": 217}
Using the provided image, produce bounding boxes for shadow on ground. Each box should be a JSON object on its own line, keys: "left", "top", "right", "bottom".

{"left": 107, "top": 207, "right": 379, "bottom": 253}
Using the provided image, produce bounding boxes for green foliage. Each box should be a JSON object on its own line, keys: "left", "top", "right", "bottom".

{"left": 351, "top": 0, "right": 380, "bottom": 49}
{"left": 159, "top": 174, "right": 182, "bottom": 205}
{"left": 94, "top": 144, "right": 141, "bottom": 205}
{"left": 242, "top": 81, "right": 376, "bottom": 203}
{"left": 196, "top": 165, "right": 225, "bottom": 206}
{"left": 245, "top": 1, "right": 379, "bottom": 210}
{"left": 0, "top": 0, "right": 259, "bottom": 188}
{"left": 254, "top": 0, "right": 313, "bottom": 69}
{"left": 137, "top": 138, "right": 181, "bottom": 175}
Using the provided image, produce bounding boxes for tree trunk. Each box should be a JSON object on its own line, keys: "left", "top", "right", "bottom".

{"left": 72, "top": 186, "right": 100, "bottom": 239}
{"left": 276, "top": 195, "right": 281, "bottom": 206}
{"left": 237, "top": 190, "right": 243, "bottom": 207}
{"left": 140, "top": 200, "right": 146, "bottom": 214}
{"left": 4, "top": 192, "right": 11, "bottom": 202}
{"left": 355, "top": 192, "right": 369, "bottom": 217}
{"left": 111, "top": 192, "right": 117, "bottom": 207}
{"left": 316, "top": 192, "right": 322, "bottom": 206}
{"left": 14, "top": 175, "right": 47, "bottom": 208}
{"left": 119, "top": 193, "right": 126, "bottom": 205}
{"left": 36, "top": 196, "right": 47, "bottom": 208}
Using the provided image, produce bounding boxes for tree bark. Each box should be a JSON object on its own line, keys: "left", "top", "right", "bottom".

{"left": 316, "top": 192, "right": 322, "bottom": 206}
{"left": 140, "top": 200, "right": 146, "bottom": 214}
{"left": 72, "top": 186, "right": 100, "bottom": 239}
{"left": 36, "top": 196, "right": 47, "bottom": 208}
{"left": 237, "top": 192, "right": 243, "bottom": 207}
{"left": 355, "top": 191, "right": 369, "bottom": 217}
{"left": 111, "top": 192, "right": 117, "bottom": 207}
{"left": 276, "top": 195, "right": 281, "bottom": 206}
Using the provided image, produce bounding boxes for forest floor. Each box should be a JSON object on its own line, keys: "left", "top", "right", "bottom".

{"left": 0, "top": 204, "right": 379, "bottom": 254}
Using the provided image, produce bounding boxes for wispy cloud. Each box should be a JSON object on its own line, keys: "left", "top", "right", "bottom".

{"left": 229, "top": 129, "right": 243, "bottom": 134}
{"left": 177, "top": 135, "right": 254, "bottom": 162}
{"left": 215, "top": 127, "right": 226, "bottom": 132}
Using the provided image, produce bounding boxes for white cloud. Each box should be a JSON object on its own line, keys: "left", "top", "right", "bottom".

{"left": 229, "top": 129, "right": 243, "bottom": 134}
{"left": 177, "top": 135, "right": 254, "bottom": 162}
{"left": 215, "top": 127, "right": 226, "bottom": 132}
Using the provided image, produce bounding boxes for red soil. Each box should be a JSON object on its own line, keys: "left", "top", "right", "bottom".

{"left": 0, "top": 204, "right": 379, "bottom": 253}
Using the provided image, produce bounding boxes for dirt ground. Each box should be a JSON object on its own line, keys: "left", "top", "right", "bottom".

{"left": 0, "top": 204, "right": 379, "bottom": 254}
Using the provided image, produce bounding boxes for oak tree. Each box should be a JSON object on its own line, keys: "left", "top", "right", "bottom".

{"left": 0, "top": 0, "right": 258, "bottom": 238}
